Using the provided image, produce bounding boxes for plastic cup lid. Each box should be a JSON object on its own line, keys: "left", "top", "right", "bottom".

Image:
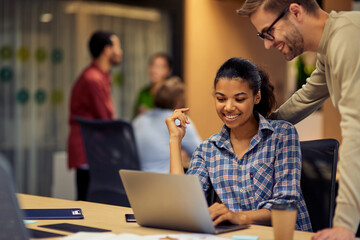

{"left": 271, "top": 202, "right": 297, "bottom": 211}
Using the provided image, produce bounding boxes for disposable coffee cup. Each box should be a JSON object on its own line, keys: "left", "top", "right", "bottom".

{"left": 271, "top": 202, "right": 297, "bottom": 240}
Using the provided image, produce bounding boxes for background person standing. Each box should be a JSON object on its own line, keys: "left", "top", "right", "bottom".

{"left": 67, "top": 30, "right": 123, "bottom": 200}
{"left": 134, "top": 53, "right": 173, "bottom": 117}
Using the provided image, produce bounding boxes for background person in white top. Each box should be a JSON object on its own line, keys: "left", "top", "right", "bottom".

{"left": 133, "top": 77, "right": 201, "bottom": 173}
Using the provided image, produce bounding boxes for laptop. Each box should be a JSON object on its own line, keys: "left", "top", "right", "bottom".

{"left": 119, "top": 170, "right": 249, "bottom": 234}
{"left": 0, "top": 155, "right": 29, "bottom": 240}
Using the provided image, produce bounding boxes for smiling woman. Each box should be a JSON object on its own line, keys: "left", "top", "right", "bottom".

{"left": 165, "top": 57, "right": 312, "bottom": 232}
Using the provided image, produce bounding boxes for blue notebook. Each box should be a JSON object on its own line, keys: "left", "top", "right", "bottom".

{"left": 22, "top": 208, "right": 84, "bottom": 220}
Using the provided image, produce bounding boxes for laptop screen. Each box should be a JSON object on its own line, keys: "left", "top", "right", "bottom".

{"left": 0, "top": 155, "right": 29, "bottom": 240}
{"left": 119, "top": 170, "right": 248, "bottom": 234}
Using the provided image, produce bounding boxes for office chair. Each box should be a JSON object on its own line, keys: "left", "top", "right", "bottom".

{"left": 75, "top": 117, "right": 140, "bottom": 207}
{"left": 300, "top": 138, "right": 339, "bottom": 232}
{"left": 0, "top": 154, "right": 30, "bottom": 240}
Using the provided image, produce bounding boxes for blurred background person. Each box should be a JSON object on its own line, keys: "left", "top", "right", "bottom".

{"left": 133, "top": 77, "right": 201, "bottom": 173}
{"left": 134, "top": 53, "right": 173, "bottom": 117}
{"left": 67, "top": 30, "right": 123, "bottom": 201}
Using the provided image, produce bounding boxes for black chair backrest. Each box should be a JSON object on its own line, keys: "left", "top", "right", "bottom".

{"left": 300, "top": 138, "right": 339, "bottom": 232}
{"left": 75, "top": 117, "right": 140, "bottom": 207}
{"left": 0, "top": 155, "right": 29, "bottom": 240}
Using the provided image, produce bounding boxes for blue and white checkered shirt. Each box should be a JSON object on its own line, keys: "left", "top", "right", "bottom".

{"left": 186, "top": 113, "right": 312, "bottom": 231}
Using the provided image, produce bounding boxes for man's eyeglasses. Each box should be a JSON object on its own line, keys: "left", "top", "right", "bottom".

{"left": 257, "top": 7, "right": 289, "bottom": 41}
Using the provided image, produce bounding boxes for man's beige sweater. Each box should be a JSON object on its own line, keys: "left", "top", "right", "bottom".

{"left": 272, "top": 11, "right": 360, "bottom": 232}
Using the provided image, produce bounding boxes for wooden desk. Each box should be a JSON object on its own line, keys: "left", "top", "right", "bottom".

{"left": 18, "top": 194, "right": 314, "bottom": 240}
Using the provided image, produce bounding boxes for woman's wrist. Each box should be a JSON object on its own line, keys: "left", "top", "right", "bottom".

{"left": 169, "top": 136, "right": 182, "bottom": 145}
{"left": 235, "top": 212, "right": 250, "bottom": 225}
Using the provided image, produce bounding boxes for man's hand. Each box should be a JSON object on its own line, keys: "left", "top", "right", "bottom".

{"left": 209, "top": 202, "right": 251, "bottom": 226}
{"left": 312, "top": 226, "right": 355, "bottom": 240}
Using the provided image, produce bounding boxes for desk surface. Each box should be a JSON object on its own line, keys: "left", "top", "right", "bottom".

{"left": 18, "top": 194, "right": 314, "bottom": 240}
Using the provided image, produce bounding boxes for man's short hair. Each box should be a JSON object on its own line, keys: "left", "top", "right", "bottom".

{"left": 154, "top": 76, "right": 184, "bottom": 110}
{"left": 88, "top": 30, "right": 114, "bottom": 58}
{"left": 237, "top": 0, "right": 320, "bottom": 17}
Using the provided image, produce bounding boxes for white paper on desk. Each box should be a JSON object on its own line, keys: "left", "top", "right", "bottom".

{"left": 143, "top": 234, "right": 228, "bottom": 240}
{"left": 23, "top": 220, "right": 37, "bottom": 225}
{"left": 59, "top": 232, "right": 139, "bottom": 240}
{"left": 60, "top": 232, "right": 228, "bottom": 240}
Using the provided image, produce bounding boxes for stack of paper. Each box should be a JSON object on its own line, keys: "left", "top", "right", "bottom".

{"left": 60, "top": 232, "right": 230, "bottom": 240}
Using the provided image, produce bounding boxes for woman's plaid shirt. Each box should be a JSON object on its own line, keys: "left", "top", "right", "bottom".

{"left": 186, "top": 113, "right": 312, "bottom": 231}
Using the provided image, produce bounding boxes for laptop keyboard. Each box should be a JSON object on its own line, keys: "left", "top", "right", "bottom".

{"left": 214, "top": 222, "right": 249, "bottom": 234}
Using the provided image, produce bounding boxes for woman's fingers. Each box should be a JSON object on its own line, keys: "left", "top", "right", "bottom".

{"left": 174, "top": 109, "right": 190, "bottom": 125}
{"left": 209, "top": 203, "right": 250, "bottom": 226}
{"left": 167, "top": 108, "right": 190, "bottom": 128}
{"left": 179, "top": 108, "right": 190, "bottom": 124}
{"left": 165, "top": 108, "right": 191, "bottom": 139}
{"left": 209, "top": 203, "right": 228, "bottom": 217}
{"left": 209, "top": 203, "right": 230, "bottom": 221}
{"left": 213, "top": 212, "right": 234, "bottom": 226}
{"left": 177, "top": 107, "right": 190, "bottom": 114}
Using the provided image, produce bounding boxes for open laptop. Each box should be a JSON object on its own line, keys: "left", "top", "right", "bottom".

{"left": 0, "top": 155, "right": 29, "bottom": 240}
{"left": 119, "top": 170, "right": 248, "bottom": 234}
{"left": 0, "top": 156, "right": 67, "bottom": 239}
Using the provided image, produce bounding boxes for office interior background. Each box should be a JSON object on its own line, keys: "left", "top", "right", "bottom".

{"left": 0, "top": 0, "right": 358, "bottom": 199}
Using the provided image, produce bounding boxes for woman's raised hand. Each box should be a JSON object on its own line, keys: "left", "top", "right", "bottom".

{"left": 165, "top": 108, "right": 190, "bottom": 140}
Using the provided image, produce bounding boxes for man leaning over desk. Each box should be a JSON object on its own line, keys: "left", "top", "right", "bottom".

{"left": 237, "top": 0, "right": 360, "bottom": 239}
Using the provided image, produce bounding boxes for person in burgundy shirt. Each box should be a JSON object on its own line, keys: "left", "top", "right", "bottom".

{"left": 67, "top": 30, "right": 123, "bottom": 200}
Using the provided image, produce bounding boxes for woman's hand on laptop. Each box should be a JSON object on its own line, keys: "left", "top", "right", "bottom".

{"left": 209, "top": 202, "right": 271, "bottom": 226}
{"left": 209, "top": 202, "right": 251, "bottom": 226}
